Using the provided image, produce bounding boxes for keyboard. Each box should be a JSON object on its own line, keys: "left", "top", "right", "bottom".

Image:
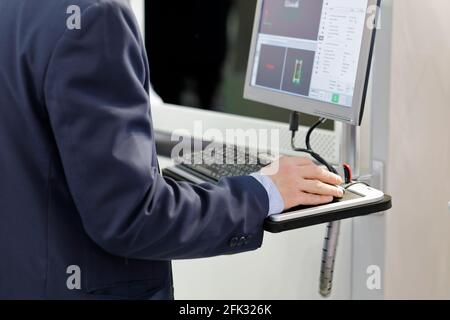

{"left": 163, "top": 144, "right": 273, "bottom": 183}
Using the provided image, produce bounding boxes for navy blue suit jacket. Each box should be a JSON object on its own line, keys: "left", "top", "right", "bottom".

{"left": 0, "top": 0, "right": 268, "bottom": 299}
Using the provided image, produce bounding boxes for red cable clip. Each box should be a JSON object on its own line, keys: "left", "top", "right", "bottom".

{"left": 343, "top": 163, "right": 353, "bottom": 184}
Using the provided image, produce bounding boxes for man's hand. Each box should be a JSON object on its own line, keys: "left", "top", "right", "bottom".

{"left": 262, "top": 156, "right": 344, "bottom": 210}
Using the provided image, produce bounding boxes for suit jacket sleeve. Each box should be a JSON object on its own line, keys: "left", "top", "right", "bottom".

{"left": 43, "top": 1, "right": 269, "bottom": 260}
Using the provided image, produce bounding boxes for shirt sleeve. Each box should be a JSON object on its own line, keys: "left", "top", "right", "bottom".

{"left": 250, "top": 173, "right": 285, "bottom": 216}
{"left": 43, "top": 1, "right": 269, "bottom": 260}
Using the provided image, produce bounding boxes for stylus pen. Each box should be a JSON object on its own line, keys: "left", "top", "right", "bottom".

{"left": 319, "top": 220, "right": 341, "bottom": 297}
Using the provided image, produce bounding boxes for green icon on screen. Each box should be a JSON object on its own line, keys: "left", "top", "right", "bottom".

{"left": 332, "top": 93, "right": 340, "bottom": 104}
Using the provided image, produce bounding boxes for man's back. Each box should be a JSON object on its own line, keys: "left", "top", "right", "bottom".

{"left": 0, "top": 0, "right": 269, "bottom": 299}
{"left": 0, "top": 0, "right": 169, "bottom": 299}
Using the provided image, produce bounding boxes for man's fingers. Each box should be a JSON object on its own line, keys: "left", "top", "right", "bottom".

{"left": 297, "top": 193, "right": 334, "bottom": 206}
{"left": 301, "top": 164, "right": 343, "bottom": 185}
{"left": 300, "top": 179, "right": 344, "bottom": 198}
{"left": 267, "top": 156, "right": 346, "bottom": 209}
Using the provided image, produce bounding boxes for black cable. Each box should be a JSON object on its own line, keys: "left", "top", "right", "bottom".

{"left": 289, "top": 112, "right": 338, "bottom": 174}
{"left": 289, "top": 112, "right": 300, "bottom": 133}
{"left": 343, "top": 181, "right": 369, "bottom": 190}
{"left": 306, "top": 118, "right": 327, "bottom": 151}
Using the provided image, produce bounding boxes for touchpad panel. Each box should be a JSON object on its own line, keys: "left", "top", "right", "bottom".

{"left": 283, "top": 190, "right": 363, "bottom": 213}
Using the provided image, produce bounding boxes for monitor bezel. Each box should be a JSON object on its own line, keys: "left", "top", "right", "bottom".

{"left": 244, "top": 0, "right": 380, "bottom": 126}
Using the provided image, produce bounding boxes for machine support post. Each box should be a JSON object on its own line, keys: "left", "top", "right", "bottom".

{"left": 319, "top": 123, "right": 360, "bottom": 297}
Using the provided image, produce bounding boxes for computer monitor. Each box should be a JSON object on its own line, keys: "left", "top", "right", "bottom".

{"left": 244, "top": 0, "right": 379, "bottom": 126}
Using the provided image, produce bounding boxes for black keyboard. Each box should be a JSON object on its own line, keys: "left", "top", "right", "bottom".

{"left": 166, "top": 145, "right": 273, "bottom": 183}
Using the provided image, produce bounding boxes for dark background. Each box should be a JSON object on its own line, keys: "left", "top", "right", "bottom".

{"left": 144, "top": 0, "right": 333, "bottom": 130}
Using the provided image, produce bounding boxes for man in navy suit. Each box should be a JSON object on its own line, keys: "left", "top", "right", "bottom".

{"left": 0, "top": 0, "right": 343, "bottom": 299}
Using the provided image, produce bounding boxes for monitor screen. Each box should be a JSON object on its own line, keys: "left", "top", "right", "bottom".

{"left": 245, "top": 0, "right": 377, "bottom": 125}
